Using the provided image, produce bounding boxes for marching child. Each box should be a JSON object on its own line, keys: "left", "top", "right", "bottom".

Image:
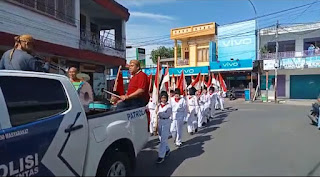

{"left": 208, "top": 87, "right": 216, "bottom": 119}
{"left": 148, "top": 92, "right": 157, "bottom": 136}
{"left": 170, "top": 88, "right": 187, "bottom": 147}
{"left": 199, "top": 87, "right": 209, "bottom": 127}
{"left": 187, "top": 87, "right": 199, "bottom": 135}
{"left": 156, "top": 91, "right": 172, "bottom": 164}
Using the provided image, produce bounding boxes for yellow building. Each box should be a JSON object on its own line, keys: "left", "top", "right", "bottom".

{"left": 170, "top": 22, "right": 217, "bottom": 68}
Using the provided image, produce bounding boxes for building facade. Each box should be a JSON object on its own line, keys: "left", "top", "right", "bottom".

{"left": 0, "top": 0, "right": 129, "bottom": 99}
{"left": 170, "top": 22, "right": 217, "bottom": 69}
{"left": 260, "top": 22, "right": 320, "bottom": 99}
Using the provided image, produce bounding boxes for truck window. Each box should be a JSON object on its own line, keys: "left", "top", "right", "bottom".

{"left": 0, "top": 76, "right": 69, "bottom": 127}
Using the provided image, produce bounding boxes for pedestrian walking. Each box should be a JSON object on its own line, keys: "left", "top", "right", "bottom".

{"left": 148, "top": 92, "right": 157, "bottom": 136}
{"left": 199, "top": 87, "right": 209, "bottom": 127}
{"left": 170, "top": 88, "right": 187, "bottom": 147}
{"left": 208, "top": 87, "right": 216, "bottom": 119}
{"left": 187, "top": 87, "right": 199, "bottom": 135}
{"left": 156, "top": 91, "right": 172, "bottom": 164}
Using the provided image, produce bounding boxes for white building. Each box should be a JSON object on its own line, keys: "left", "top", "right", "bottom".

{"left": 259, "top": 22, "right": 320, "bottom": 99}
{"left": 0, "top": 0, "right": 130, "bottom": 98}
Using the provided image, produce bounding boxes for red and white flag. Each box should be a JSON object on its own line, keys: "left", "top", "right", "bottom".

{"left": 177, "top": 70, "right": 187, "bottom": 95}
{"left": 113, "top": 65, "right": 125, "bottom": 96}
{"left": 206, "top": 74, "right": 211, "bottom": 88}
{"left": 188, "top": 72, "right": 201, "bottom": 90}
{"left": 218, "top": 73, "right": 227, "bottom": 93}
{"left": 152, "top": 58, "right": 162, "bottom": 103}
{"left": 160, "top": 66, "right": 170, "bottom": 92}
{"left": 171, "top": 73, "right": 176, "bottom": 90}
{"left": 211, "top": 73, "right": 218, "bottom": 87}
{"left": 148, "top": 74, "right": 152, "bottom": 93}
{"left": 216, "top": 74, "right": 221, "bottom": 89}
{"left": 191, "top": 75, "right": 195, "bottom": 83}
{"left": 200, "top": 75, "right": 205, "bottom": 88}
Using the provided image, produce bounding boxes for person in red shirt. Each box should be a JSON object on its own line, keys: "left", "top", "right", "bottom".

{"left": 117, "top": 60, "right": 149, "bottom": 109}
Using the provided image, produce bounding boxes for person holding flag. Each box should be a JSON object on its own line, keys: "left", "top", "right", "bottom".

{"left": 199, "top": 86, "right": 209, "bottom": 128}
{"left": 117, "top": 60, "right": 149, "bottom": 109}
{"left": 217, "top": 73, "right": 227, "bottom": 111}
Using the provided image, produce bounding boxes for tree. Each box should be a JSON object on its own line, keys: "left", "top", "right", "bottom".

{"left": 150, "top": 45, "right": 181, "bottom": 64}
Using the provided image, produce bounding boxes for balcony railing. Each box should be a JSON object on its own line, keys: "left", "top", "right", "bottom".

{"left": 259, "top": 50, "right": 320, "bottom": 60}
{"left": 79, "top": 30, "right": 125, "bottom": 58}
{"left": 177, "top": 58, "right": 189, "bottom": 66}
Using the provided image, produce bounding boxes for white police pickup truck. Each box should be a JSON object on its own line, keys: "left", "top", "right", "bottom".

{"left": 0, "top": 70, "right": 149, "bottom": 177}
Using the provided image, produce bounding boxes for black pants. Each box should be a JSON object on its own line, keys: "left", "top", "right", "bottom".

{"left": 116, "top": 98, "right": 147, "bottom": 110}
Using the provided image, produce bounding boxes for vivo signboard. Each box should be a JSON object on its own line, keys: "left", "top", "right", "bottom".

{"left": 169, "top": 66, "right": 209, "bottom": 76}
{"left": 210, "top": 59, "right": 253, "bottom": 71}
{"left": 210, "top": 20, "right": 256, "bottom": 71}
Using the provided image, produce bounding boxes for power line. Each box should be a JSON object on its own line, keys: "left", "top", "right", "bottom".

{"left": 287, "top": 0, "right": 319, "bottom": 24}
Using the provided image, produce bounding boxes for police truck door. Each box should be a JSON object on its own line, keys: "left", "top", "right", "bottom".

{"left": 0, "top": 75, "right": 89, "bottom": 177}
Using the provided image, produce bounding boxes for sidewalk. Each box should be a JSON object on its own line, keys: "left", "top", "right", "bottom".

{"left": 225, "top": 98, "right": 314, "bottom": 106}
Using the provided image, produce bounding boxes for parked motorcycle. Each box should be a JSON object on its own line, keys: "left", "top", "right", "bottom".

{"left": 227, "top": 88, "right": 236, "bottom": 101}
{"left": 307, "top": 102, "right": 319, "bottom": 127}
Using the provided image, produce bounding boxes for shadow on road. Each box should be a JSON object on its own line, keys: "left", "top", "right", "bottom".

{"left": 134, "top": 107, "right": 238, "bottom": 176}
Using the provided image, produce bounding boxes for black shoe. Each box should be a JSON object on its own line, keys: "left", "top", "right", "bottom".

{"left": 202, "top": 122, "right": 207, "bottom": 126}
{"left": 165, "top": 150, "right": 170, "bottom": 157}
{"left": 195, "top": 129, "right": 198, "bottom": 133}
{"left": 189, "top": 132, "right": 194, "bottom": 135}
{"left": 150, "top": 133, "right": 154, "bottom": 136}
{"left": 156, "top": 158, "right": 164, "bottom": 164}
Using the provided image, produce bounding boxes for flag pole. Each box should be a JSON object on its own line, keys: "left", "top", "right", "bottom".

{"left": 154, "top": 56, "right": 161, "bottom": 136}
{"left": 113, "top": 65, "right": 122, "bottom": 92}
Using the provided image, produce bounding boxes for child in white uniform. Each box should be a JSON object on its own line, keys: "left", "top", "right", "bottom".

{"left": 208, "top": 87, "right": 216, "bottom": 119}
{"left": 156, "top": 91, "right": 172, "bottom": 164}
{"left": 187, "top": 87, "right": 199, "bottom": 135}
{"left": 170, "top": 89, "right": 187, "bottom": 147}
{"left": 148, "top": 93, "right": 157, "bottom": 136}
{"left": 199, "top": 87, "right": 209, "bottom": 127}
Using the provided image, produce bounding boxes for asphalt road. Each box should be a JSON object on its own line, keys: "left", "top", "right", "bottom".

{"left": 134, "top": 101, "right": 320, "bottom": 176}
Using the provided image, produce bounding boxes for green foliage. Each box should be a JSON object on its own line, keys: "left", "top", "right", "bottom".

{"left": 150, "top": 45, "right": 181, "bottom": 64}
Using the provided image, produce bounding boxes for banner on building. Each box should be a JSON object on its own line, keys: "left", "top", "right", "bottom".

{"left": 263, "top": 56, "right": 320, "bottom": 70}
{"left": 169, "top": 66, "right": 209, "bottom": 76}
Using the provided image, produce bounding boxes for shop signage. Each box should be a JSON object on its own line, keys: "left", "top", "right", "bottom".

{"left": 263, "top": 56, "right": 320, "bottom": 70}
{"left": 169, "top": 66, "right": 209, "bottom": 76}
{"left": 210, "top": 59, "right": 253, "bottom": 71}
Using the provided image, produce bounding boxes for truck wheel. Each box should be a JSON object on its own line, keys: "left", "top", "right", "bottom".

{"left": 97, "top": 151, "right": 132, "bottom": 177}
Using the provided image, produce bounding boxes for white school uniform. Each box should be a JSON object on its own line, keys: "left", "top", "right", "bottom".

{"left": 187, "top": 95, "right": 199, "bottom": 133}
{"left": 148, "top": 98, "right": 157, "bottom": 133}
{"left": 208, "top": 92, "right": 216, "bottom": 118}
{"left": 199, "top": 93, "right": 209, "bottom": 127}
{"left": 215, "top": 91, "right": 225, "bottom": 110}
{"left": 170, "top": 97, "right": 187, "bottom": 146}
{"left": 157, "top": 102, "right": 172, "bottom": 158}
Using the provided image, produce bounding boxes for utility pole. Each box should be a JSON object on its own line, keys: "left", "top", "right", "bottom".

{"left": 274, "top": 21, "right": 279, "bottom": 103}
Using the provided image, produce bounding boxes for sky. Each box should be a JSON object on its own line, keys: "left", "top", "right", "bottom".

{"left": 116, "top": 0, "right": 320, "bottom": 66}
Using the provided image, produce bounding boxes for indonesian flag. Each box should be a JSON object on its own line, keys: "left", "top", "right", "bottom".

{"left": 148, "top": 74, "right": 152, "bottom": 93}
{"left": 212, "top": 73, "right": 218, "bottom": 87}
{"left": 201, "top": 75, "right": 205, "bottom": 88}
{"left": 160, "top": 66, "right": 170, "bottom": 92}
{"left": 113, "top": 65, "right": 125, "bottom": 96}
{"left": 152, "top": 58, "right": 162, "bottom": 103}
{"left": 171, "top": 74, "right": 176, "bottom": 90}
{"left": 218, "top": 73, "right": 227, "bottom": 93}
{"left": 191, "top": 75, "right": 195, "bottom": 83}
{"left": 177, "top": 70, "right": 187, "bottom": 95}
{"left": 188, "top": 72, "right": 201, "bottom": 90}
{"left": 206, "top": 74, "right": 211, "bottom": 88}
{"left": 216, "top": 74, "right": 221, "bottom": 89}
